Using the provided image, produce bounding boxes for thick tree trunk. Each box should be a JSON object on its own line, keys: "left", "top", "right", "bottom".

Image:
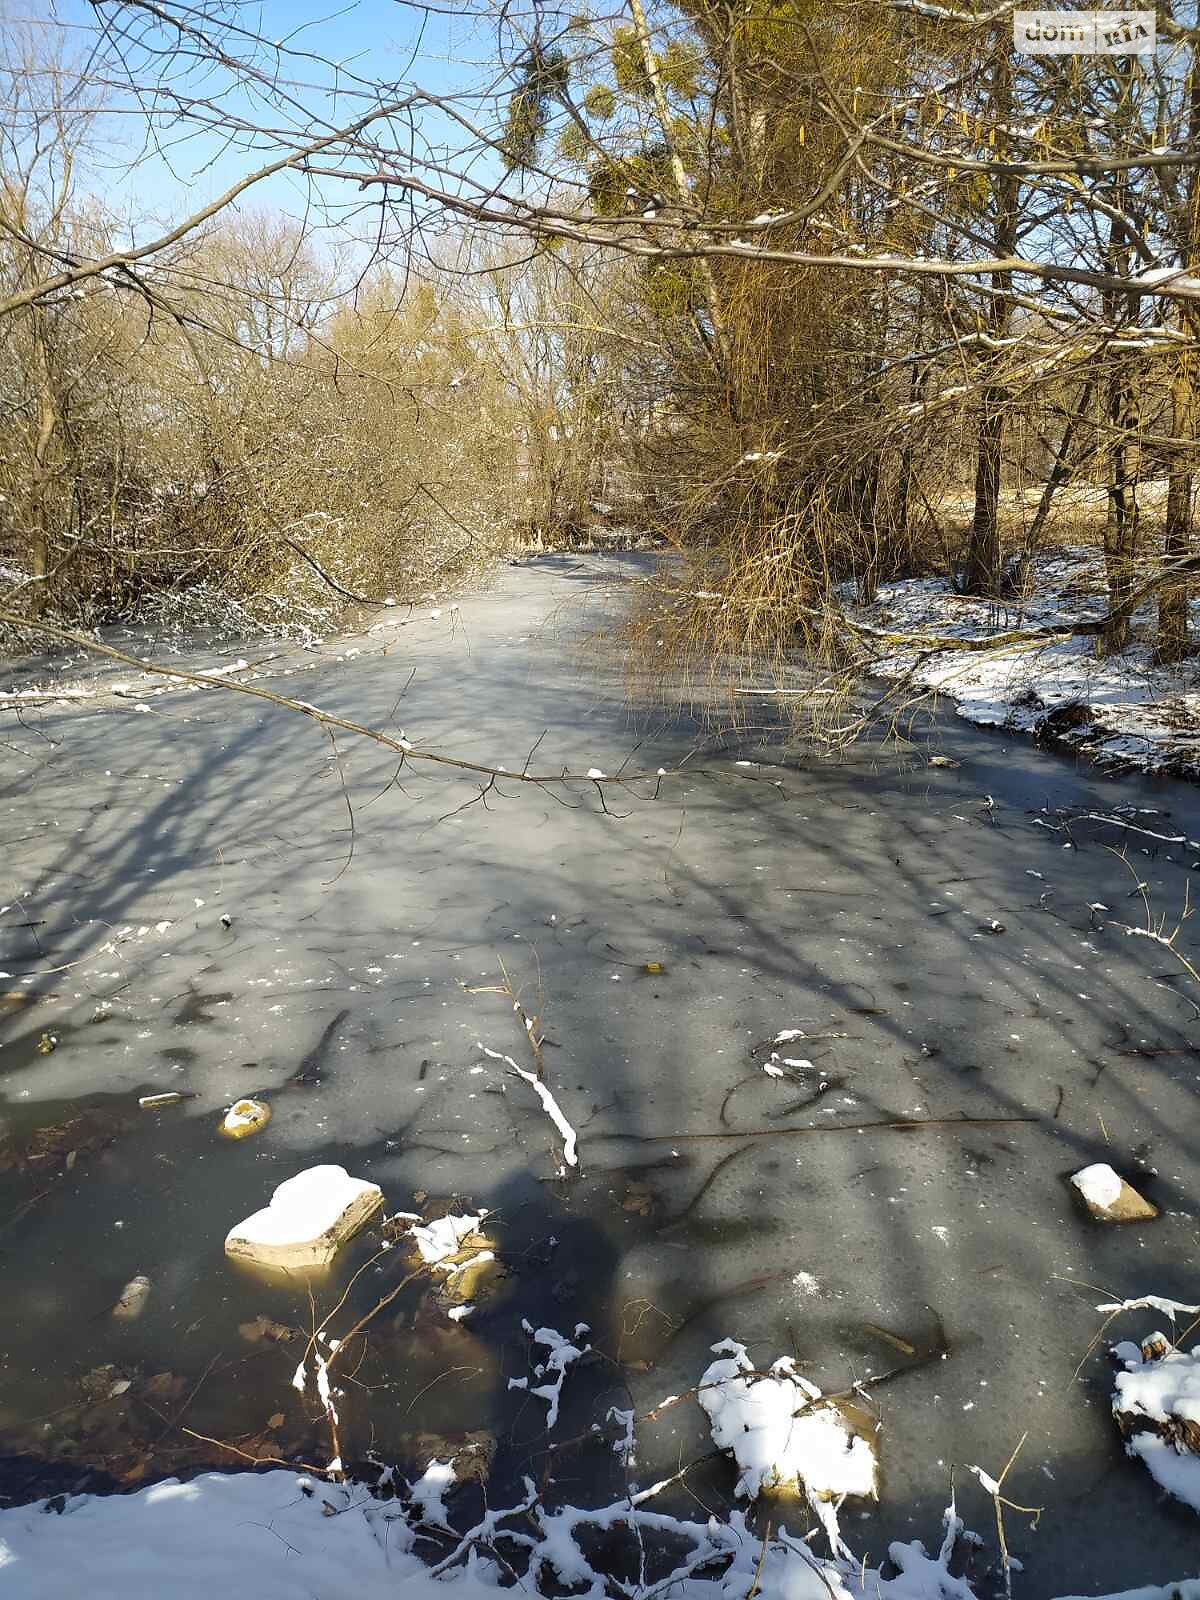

{"left": 965, "top": 396, "right": 1005, "bottom": 594}
{"left": 964, "top": 36, "right": 1019, "bottom": 596}
{"left": 1101, "top": 367, "right": 1140, "bottom": 656}
{"left": 1157, "top": 351, "right": 1197, "bottom": 662}
{"left": 1156, "top": 16, "right": 1200, "bottom": 662}
{"left": 1098, "top": 173, "right": 1142, "bottom": 658}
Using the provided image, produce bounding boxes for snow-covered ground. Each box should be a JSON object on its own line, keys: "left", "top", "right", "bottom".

{"left": 2, "top": 1382, "right": 1195, "bottom": 1600}
{"left": 0, "top": 1459, "right": 968, "bottom": 1600}
{"left": 860, "top": 550, "right": 1200, "bottom": 774}
{"left": 0, "top": 596, "right": 463, "bottom": 711}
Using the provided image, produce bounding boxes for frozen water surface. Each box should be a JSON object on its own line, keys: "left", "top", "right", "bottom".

{"left": 1, "top": 553, "right": 1200, "bottom": 1596}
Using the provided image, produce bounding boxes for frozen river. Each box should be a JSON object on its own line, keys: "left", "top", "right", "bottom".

{"left": 2, "top": 552, "right": 1199, "bottom": 1597}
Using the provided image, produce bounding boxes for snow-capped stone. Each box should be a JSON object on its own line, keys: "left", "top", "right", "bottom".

{"left": 1071, "top": 1163, "right": 1158, "bottom": 1222}
{"left": 225, "top": 1165, "right": 383, "bottom": 1269}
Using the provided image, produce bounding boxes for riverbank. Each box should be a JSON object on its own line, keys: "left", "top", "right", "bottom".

{"left": 860, "top": 549, "right": 1200, "bottom": 775}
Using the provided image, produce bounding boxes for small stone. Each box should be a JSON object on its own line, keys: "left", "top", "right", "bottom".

{"left": 111, "top": 1274, "right": 151, "bottom": 1320}
{"left": 225, "top": 1164, "right": 384, "bottom": 1270}
{"left": 220, "top": 1098, "right": 271, "bottom": 1139}
{"left": 238, "top": 1314, "right": 301, "bottom": 1345}
{"left": 1070, "top": 1163, "right": 1158, "bottom": 1222}
{"left": 79, "top": 1365, "right": 122, "bottom": 1401}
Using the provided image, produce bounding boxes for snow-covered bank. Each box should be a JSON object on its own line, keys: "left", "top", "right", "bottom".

{"left": 3, "top": 1461, "right": 1193, "bottom": 1600}
{"left": 0, "top": 1462, "right": 978, "bottom": 1600}
{"left": 0, "top": 1471, "right": 440, "bottom": 1600}
{"left": 859, "top": 550, "right": 1200, "bottom": 774}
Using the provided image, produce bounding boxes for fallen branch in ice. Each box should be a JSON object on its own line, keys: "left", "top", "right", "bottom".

{"left": 0, "top": 611, "right": 733, "bottom": 805}
{"left": 1065, "top": 1280, "right": 1200, "bottom": 1385}
{"left": 291, "top": 1244, "right": 429, "bottom": 1474}
{"left": 478, "top": 1042, "right": 578, "bottom": 1169}
{"left": 590, "top": 1113, "right": 1036, "bottom": 1148}
{"left": 180, "top": 1425, "right": 325, "bottom": 1474}
{"left": 968, "top": 1435, "right": 1041, "bottom": 1600}
{"left": 1101, "top": 849, "right": 1200, "bottom": 1013}
{"left": 469, "top": 966, "right": 578, "bottom": 1169}
{"left": 1096, "top": 1296, "right": 1200, "bottom": 1319}
{"left": 1079, "top": 812, "right": 1196, "bottom": 849}
{"left": 465, "top": 958, "right": 546, "bottom": 1076}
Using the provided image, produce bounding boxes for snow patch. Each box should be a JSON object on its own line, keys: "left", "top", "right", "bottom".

{"left": 509, "top": 1320, "right": 590, "bottom": 1430}
{"left": 1071, "top": 1163, "right": 1124, "bottom": 1210}
{"left": 698, "top": 1339, "right": 876, "bottom": 1553}
{"left": 410, "top": 1212, "right": 489, "bottom": 1266}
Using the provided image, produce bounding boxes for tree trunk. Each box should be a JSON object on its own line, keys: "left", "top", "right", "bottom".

{"left": 1157, "top": 350, "right": 1197, "bottom": 661}
{"left": 1101, "top": 365, "right": 1140, "bottom": 655}
{"left": 1099, "top": 184, "right": 1142, "bottom": 657}
{"left": 965, "top": 396, "right": 1005, "bottom": 594}
{"left": 27, "top": 311, "right": 59, "bottom": 619}
{"left": 1027, "top": 379, "right": 1093, "bottom": 548}
{"left": 963, "top": 36, "right": 1019, "bottom": 596}
{"left": 625, "top": 0, "right": 731, "bottom": 386}
{"left": 1156, "top": 12, "right": 1200, "bottom": 662}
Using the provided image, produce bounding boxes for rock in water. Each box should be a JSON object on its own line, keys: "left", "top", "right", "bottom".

{"left": 111, "top": 1274, "right": 151, "bottom": 1320}
{"left": 225, "top": 1165, "right": 384, "bottom": 1269}
{"left": 1070, "top": 1162, "right": 1158, "bottom": 1222}
{"left": 1112, "top": 1336, "right": 1200, "bottom": 1512}
{"left": 220, "top": 1097, "right": 271, "bottom": 1139}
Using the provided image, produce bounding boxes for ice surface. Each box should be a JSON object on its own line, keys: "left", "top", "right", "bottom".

{"left": 8, "top": 553, "right": 1200, "bottom": 1592}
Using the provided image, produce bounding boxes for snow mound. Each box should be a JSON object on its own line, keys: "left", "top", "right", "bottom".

{"left": 410, "top": 1211, "right": 489, "bottom": 1266}
{"left": 0, "top": 1470, "right": 497, "bottom": 1600}
{"left": 1113, "top": 1339, "right": 1200, "bottom": 1513}
{"left": 0, "top": 1444, "right": 979, "bottom": 1600}
{"left": 859, "top": 551, "right": 1200, "bottom": 775}
{"left": 1072, "top": 1163, "right": 1124, "bottom": 1210}
{"left": 698, "top": 1338, "right": 876, "bottom": 1553}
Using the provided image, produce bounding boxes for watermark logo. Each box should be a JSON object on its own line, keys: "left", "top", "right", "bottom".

{"left": 1014, "top": 10, "right": 1155, "bottom": 53}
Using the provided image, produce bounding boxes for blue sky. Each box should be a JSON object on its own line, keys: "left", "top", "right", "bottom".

{"left": 44, "top": 0, "right": 507, "bottom": 233}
